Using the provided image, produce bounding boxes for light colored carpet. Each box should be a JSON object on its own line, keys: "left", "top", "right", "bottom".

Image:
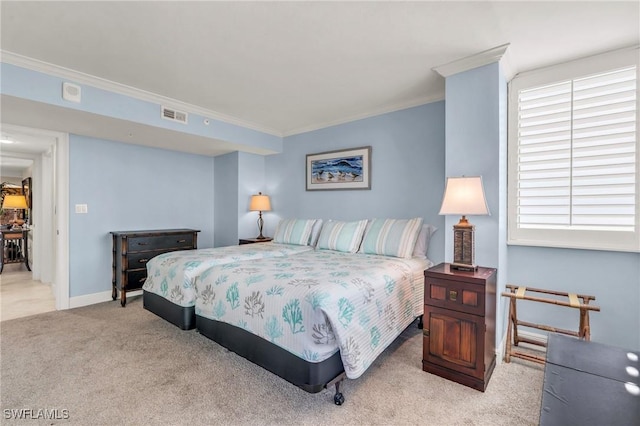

{"left": 0, "top": 297, "right": 544, "bottom": 425}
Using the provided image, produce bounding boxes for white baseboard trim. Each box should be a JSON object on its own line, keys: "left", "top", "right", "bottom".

{"left": 69, "top": 290, "right": 142, "bottom": 309}
{"left": 496, "top": 329, "right": 548, "bottom": 365}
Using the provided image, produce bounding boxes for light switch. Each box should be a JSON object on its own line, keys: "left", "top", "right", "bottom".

{"left": 75, "top": 204, "right": 88, "bottom": 214}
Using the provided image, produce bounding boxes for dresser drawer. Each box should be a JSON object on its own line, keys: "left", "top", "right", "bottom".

{"left": 121, "top": 269, "right": 147, "bottom": 291}
{"left": 126, "top": 251, "right": 156, "bottom": 269}
{"left": 424, "top": 276, "right": 484, "bottom": 316}
{"left": 127, "top": 234, "right": 194, "bottom": 252}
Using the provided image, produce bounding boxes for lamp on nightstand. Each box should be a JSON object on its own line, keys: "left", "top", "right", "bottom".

{"left": 249, "top": 192, "right": 271, "bottom": 240}
{"left": 2, "top": 195, "right": 28, "bottom": 230}
{"left": 439, "top": 176, "right": 490, "bottom": 271}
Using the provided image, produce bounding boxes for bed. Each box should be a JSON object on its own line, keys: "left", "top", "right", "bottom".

{"left": 194, "top": 247, "right": 431, "bottom": 404}
{"left": 142, "top": 242, "right": 315, "bottom": 329}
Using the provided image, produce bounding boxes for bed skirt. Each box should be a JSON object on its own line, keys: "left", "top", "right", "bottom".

{"left": 196, "top": 314, "right": 345, "bottom": 394}
{"left": 143, "top": 290, "right": 195, "bottom": 330}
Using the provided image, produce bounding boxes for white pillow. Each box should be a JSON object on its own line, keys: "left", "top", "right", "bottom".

{"left": 358, "top": 218, "right": 424, "bottom": 258}
{"left": 273, "top": 219, "right": 316, "bottom": 246}
{"left": 316, "top": 220, "right": 368, "bottom": 253}
{"left": 412, "top": 224, "right": 437, "bottom": 259}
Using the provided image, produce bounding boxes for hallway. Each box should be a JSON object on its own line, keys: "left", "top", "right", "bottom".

{"left": 0, "top": 264, "right": 55, "bottom": 321}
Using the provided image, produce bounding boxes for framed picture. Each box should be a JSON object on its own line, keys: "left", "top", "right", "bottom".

{"left": 306, "top": 146, "right": 371, "bottom": 191}
{"left": 22, "top": 177, "right": 32, "bottom": 225}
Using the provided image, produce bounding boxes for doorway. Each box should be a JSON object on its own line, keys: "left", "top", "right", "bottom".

{"left": 0, "top": 124, "right": 69, "bottom": 318}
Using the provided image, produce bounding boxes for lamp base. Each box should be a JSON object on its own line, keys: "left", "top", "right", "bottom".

{"left": 450, "top": 262, "right": 478, "bottom": 272}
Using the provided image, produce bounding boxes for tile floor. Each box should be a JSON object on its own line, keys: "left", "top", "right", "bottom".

{"left": 0, "top": 264, "right": 56, "bottom": 321}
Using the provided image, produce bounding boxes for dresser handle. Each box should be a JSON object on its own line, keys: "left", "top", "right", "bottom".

{"left": 423, "top": 329, "right": 430, "bottom": 337}
{"left": 138, "top": 258, "right": 149, "bottom": 263}
{"left": 177, "top": 239, "right": 186, "bottom": 243}
{"left": 449, "top": 290, "right": 457, "bottom": 301}
{"left": 137, "top": 242, "right": 148, "bottom": 246}
{"left": 138, "top": 277, "right": 146, "bottom": 283}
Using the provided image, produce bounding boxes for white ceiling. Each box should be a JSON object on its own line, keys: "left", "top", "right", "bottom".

{"left": 0, "top": 1, "right": 639, "bottom": 147}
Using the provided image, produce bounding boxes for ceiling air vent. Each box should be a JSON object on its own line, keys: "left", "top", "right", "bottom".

{"left": 161, "top": 106, "right": 188, "bottom": 124}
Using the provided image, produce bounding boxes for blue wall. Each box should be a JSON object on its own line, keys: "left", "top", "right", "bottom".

{"left": 265, "top": 102, "right": 446, "bottom": 264}
{"left": 444, "top": 62, "right": 509, "bottom": 351}
{"left": 1, "top": 62, "right": 283, "bottom": 153}
{"left": 508, "top": 247, "right": 640, "bottom": 349}
{"left": 214, "top": 152, "right": 239, "bottom": 247}
{"left": 69, "top": 135, "right": 215, "bottom": 297}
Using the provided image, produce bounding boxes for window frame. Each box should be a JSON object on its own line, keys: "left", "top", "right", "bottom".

{"left": 508, "top": 46, "right": 640, "bottom": 252}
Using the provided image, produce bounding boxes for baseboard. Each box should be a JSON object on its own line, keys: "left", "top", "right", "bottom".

{"left": 518, "top": 330, "right": 548, "bottom": 346}
{"left": 496, "top": 329, "right": 548, "bottom": 365}
{"left": 69, "top": 290, "right": 142, "bottom": 309}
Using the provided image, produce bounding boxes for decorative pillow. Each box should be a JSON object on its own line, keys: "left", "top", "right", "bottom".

{"left": 412, "top": 224, "right": 437, "bottom": 260}
{"left": 273, "top": 219, "right": 316, "bottom": 246}
{"left": 359, "top": 218, "right": 424, "bottom": 258}
{"left": 316, "top": 220, "right": 368, "bottom": 253}
{"left": 308, "top": 219, "right": 324, "bottom": 246}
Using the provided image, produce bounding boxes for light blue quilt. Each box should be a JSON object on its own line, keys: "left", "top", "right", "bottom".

{"left": 143, "top": 243, "right": 314, "bottom": 307}
{"left": 194, "top": 249, "right": 430, "bottom": 379}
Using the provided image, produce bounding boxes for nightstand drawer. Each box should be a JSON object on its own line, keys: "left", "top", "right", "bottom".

{"left": 128, "top": 234, "right": 194, "bottom": 252}
{"left": 425, "top": 277, "right": 484, "bottom": 316}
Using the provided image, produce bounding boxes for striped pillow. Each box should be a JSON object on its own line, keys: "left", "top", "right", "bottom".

{"left": 316, "top": 220, "right": 368, "bottom": 253}
{"left": 359, "top": 218, "right": 424, "bottom": 258}
{"left": 273, "top": 219, "right": 316, "bottom": 246}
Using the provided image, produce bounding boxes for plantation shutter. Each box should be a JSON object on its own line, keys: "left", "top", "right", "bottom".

{"left": 516, "top": 66, "right": 637, "bottom": 232}
{"left": 508, "top": 47, "right": 640, "bottom": 251}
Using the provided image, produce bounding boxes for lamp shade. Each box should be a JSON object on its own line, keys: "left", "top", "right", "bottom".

{"left": 439, "top": 176, "right": 490, "bottom": 216}
{"left": 249, "top": 192, "right": 271, "bottom": 212}
{"left": 2, "top": 194, "right": 28, "bottom": 210}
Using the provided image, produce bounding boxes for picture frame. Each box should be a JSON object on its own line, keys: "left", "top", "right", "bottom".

{"left": 22, "top": 177, "right": 32, "bottom": 225}
{"left": 306, "top": 146, "right": 371, "bottom": 191}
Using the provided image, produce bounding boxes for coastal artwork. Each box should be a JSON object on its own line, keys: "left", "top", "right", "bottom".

{"left": 306, "top": 146, "right": 371, "bottom": 191}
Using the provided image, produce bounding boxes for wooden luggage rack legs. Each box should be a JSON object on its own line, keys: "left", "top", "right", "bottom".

{"left": 502, "top": 285, "right": 600, "bottom": 364}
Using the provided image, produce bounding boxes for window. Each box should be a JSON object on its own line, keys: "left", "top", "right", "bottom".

{"left": 508, "top": 47, "right": 639, "bottom": 252}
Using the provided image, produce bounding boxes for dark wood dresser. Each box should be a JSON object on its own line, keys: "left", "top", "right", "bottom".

{"left": 111, "top": 229, "right": 200, "bottom": 306}
{"left": 422, "top": 263, "right": 497, "bottom": 391}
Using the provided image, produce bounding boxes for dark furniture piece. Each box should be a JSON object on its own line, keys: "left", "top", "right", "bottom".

{"left": 540, "top": 334, "right": 639, "bottom": 426}
{"left": 143, "top": 290, "right": 197, "bottom": 330}
{"left": 111, "top": 229, "right": 199, "bottom": 307}
{"left": 196, "top": 314, "right": 347, "bottom": 403}
{"left": 238, "top": 237, "right": 273, "bottom": 245}
{"left": 422, "top": 263, "right": 496, "bottom": 391}
{"left": 1, "top": 229, "right": 30, "bottom": 274}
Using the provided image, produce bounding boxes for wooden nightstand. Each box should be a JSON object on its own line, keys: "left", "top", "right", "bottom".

{"left": 422, "top": 263, "right": 497, "bottom": 391}
{"left": 239, "top": 237, "right": 273, "bottom": 245}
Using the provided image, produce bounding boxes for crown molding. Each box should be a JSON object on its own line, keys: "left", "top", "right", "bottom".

{"left": 283, "top": 92, "right": 445, "bottom": 137}
{"left": 433, "top": 43, "right": 511, "bottom": 78}
{"left": 0, "top": 50, "right": 283, "bottom": 137}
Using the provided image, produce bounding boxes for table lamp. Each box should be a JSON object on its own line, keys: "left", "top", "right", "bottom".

{"left": 249, "top": 192, "right": 271, "bottom": 239}
{"left": 439, "top": 176, "right": 490, "bottom": 271}
{"left": 2, "top": 195, "right": 28, "bottom": 230}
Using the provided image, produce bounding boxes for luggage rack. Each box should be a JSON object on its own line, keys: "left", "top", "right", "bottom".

{"left": 501, "top": 284, "right": 600, "bottom": 364}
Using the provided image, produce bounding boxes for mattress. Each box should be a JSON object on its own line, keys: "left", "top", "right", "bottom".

{"left": 195, "top": 249, "right": 431, "bottom": 379}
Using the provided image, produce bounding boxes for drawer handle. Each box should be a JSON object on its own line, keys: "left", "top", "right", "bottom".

{"left": 138, "top": 258, "right": 149, "bottom": 263}
{"left": 138, "top": 277, "right": 146, "bottom": 283}
{"left": 423, "top": 329, "right": 430, "bottom": 337}
{"left": 137, "top": 242, "right": 148, "bottom": 246}
{"left": 177, "top": 239, "right": 187, "bottom": 243}
{"left": 449, "top": 290, "right": 457, "bottom": 301}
